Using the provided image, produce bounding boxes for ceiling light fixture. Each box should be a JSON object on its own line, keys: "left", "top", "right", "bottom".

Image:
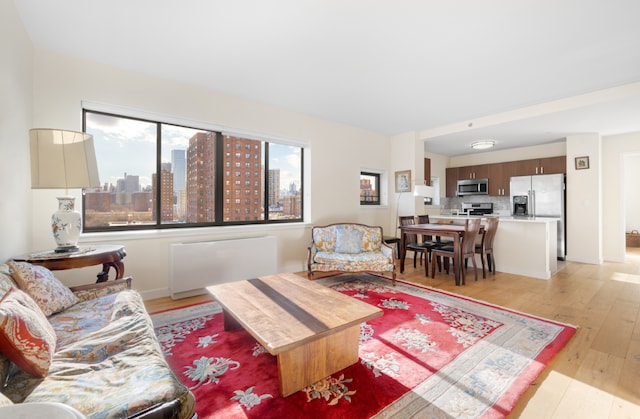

{"left": 471, "top": 140, "right": 495, "bottom": 150}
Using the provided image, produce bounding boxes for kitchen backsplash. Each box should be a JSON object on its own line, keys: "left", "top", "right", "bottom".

{"left": 441, "top": 196, "right": 511, "bottom": 214}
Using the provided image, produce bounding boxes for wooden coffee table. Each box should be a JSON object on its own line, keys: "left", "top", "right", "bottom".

{"left": 206, "top": 272, "right": 383, "bottom": 397}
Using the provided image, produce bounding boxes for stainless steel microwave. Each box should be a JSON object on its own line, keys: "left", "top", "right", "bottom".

{"left": 457, "top": 178, "right": 489, "bottom": 196}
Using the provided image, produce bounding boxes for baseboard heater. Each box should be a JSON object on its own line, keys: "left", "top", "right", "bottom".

{"left": 169, "top": 235, "right": 277, "bottom": 299}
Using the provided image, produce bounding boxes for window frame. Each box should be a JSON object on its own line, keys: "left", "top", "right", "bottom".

{"left": 81, "top": 107, "right": 305, "bottom": 232}
{"left": 360, "top": 171, "right": 381, "bottom": 206}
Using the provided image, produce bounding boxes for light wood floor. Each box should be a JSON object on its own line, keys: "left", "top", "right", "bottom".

{"left": 145, "top": 249, "right": 640, "bottom": 418}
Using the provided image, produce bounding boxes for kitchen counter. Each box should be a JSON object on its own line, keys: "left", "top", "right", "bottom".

{"left": 435, "top": 214, "right": 560, "bottom": 223}
{"left": 430, "top": 215, "right": 558, "bottom": 280}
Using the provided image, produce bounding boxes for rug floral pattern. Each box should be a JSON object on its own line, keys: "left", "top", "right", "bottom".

{"left": 151, "top": 275, "right": 576, "bottom": 418}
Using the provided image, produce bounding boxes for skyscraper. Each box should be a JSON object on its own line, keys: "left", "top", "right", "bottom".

{"left": 268, "top": 168, "right": 281, "bottom": 209}
{"left": 171, "top": 149, "right": 187, "bottom": 220}
{"left": 186, "top": 132, "right": 216, "bottom": 223}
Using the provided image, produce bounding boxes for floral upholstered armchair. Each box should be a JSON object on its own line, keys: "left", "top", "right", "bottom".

{"left": 307, "top": 223, "right": 396, "bottom": 285}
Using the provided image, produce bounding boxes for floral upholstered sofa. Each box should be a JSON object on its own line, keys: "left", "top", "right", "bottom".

{"left": 0, "top": 261, "right": 195, "bottom": 418}
{"left": 307, "top": 223, "right": 396, "bottom": 285}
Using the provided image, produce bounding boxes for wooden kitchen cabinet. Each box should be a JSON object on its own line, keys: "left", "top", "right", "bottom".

{"left": 489, "top": 161, "right": 519, "bottom": 196}
{"left": 537, "top": 156, "right": 566, "bottom": 174}
{"left": 512, "top": 156, "right": 566, "bottom": 176}
{"left": 424, "top": 158, "right": 431, "bottom": 186}
{"left": 445, "top": 167, "right": 458, "bottom": 197}
{"left": 457, "top": 164, "right": 488, "bottom": 180}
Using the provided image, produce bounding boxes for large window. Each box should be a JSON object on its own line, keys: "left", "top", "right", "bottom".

{"left": 82, "top": 110, "right": 303, "bottom": 231}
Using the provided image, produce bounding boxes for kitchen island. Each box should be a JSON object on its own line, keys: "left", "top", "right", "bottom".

{"left": 430, "top": 215, "right": 558, "bottom": 280}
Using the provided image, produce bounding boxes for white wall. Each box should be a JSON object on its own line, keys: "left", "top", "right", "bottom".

{"left": 389, "top": 131, "right": 419, "bottom": 230}
{"left": 603, "top": 132, "right": 640, "bottom": 262}
{"left": 566, "top": 134, "right": 602, "bottom": 264}
{"left": 29, "top": 48, "right": 392, "bottom": 298}
{"left": 0, "top": 0, "right": 32, "bottom": 261}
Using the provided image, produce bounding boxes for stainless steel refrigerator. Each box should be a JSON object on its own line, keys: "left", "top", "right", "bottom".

{"left": 510, "top": 173, "right": 566, "bottom": 260}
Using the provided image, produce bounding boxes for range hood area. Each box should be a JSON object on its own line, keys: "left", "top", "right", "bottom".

{"left": 456, "top": 179, "right": 489, "bottom": 196}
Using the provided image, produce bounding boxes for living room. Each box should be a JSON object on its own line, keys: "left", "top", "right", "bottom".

{"left": 3, "top": 1, "right": 640, "bottom": 298}
{"left": 3, "top": 1, "right": 640, "bottom": 418}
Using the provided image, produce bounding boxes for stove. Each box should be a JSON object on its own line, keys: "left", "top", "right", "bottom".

{"left": 461, "top": 202, "right": 494, "bottom": 216}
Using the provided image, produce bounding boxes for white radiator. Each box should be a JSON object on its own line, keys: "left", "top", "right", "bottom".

{"left": 169, "top": 235, "right": 277, "bottom": 299}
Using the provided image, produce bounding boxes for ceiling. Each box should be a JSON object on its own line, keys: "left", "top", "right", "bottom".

{"left": 13, "top": 0, "right": 640, "bottom": 156}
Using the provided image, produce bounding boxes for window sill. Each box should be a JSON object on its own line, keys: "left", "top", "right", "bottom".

{"left": 79, "top": 222, "right": 311, "bottom": 243}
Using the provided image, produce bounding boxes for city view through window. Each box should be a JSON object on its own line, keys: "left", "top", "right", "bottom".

{"left": 83, "top": 111, "right": 302, "bottom": 230}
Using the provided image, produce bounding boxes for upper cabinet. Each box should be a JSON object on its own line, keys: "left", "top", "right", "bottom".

{"left": 512, "top": 156, "right": 566, "bottom": 176}
{"left": 424, "top": 158, "right": 431, "bottom": 186}
{"left": 457, "top": 164, "right": 488, "bottom": 180}
{"left": 489, "top": 161, "right": 520, "bottom": 196}
{"left": 445, "top": 167, "right": 458, "bottom": 197}
{"left": 446, "top": 156, "right": 566, "bottom": 197}
{"left": 537, "top": 156, "right": 566, "bottom": 175}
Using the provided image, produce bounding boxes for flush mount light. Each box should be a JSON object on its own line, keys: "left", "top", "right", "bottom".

{"left": 471, "top": 140, "right": 495, "bottom": 150}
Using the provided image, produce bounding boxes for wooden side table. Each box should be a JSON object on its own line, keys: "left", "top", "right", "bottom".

{"left": 13, "top": 245, "right": 126, "bottom": 283}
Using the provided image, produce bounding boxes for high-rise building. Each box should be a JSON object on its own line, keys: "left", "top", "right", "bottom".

{"left": 222, "top": 135, "right": 263, "bottom": 222}
{"left": 172, "top": 149, "right": 187, "bottom": 220}
{"left": 186, "top": 132, "right": 216, "bottom": 223}
{"left": 171, "top": 150, "right": 186, "bottom": 191}
{"left": 268, "top": 168, "right": 281, "bottom": 209}
{"left": 152, "top": 164, "right": 174, "bottom": 222}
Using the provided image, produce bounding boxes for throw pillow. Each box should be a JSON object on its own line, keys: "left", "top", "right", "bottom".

{"left": 8, "top": 262, "right": 79, "bottom": 316}
{"left": 0, "top": 288, "right": 56, "bottom": 378}
{"left": 335, "top": 227, "right": 364, "bottom": 254}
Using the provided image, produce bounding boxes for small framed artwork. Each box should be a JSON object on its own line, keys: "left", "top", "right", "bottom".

{"left": 575, "top": 156, "right": 590, "bottom": 170}
{"left": 395, "top": 170, "right": 411, "bottom": 193}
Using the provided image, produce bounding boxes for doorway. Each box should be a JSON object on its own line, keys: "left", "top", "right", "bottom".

{"left": 624, "top": 154, "right": 640, "bottom": 259}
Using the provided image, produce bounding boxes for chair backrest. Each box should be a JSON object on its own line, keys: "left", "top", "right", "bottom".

{"left": 417, "top": 214, "right": 434, "bottom": 242}
{"left": 399, "top": 216, "right": 418, "bottom": 244}
{"left": 462, "top": 218, "right": 482, "bottom": 256}
{"left": 481, "top": 217, "right": 499, "bottom": 252}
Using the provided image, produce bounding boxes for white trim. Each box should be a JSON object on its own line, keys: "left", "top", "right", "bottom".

{"left": 79, "top": 221, "right": 311, "bottom": 243}
{"left": 360, "top": 167, "right": 389, "bottom": 207}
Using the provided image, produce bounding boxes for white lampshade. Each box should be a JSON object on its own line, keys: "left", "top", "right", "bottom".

{"left": 30, "top": 129, "right": 100, "bottom": 190}
{"left": 414, "top": 184, "right": 435, "bottom": 198}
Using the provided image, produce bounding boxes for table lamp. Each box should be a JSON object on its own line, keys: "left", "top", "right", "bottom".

{"left": 29, "top": 129, "right": 100, "bottom": 252}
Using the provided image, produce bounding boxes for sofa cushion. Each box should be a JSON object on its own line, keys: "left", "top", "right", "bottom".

{"left": 0, "top": 288, "right": 56, "bottom": 378}
{"left": 8, "top": 262, "right": 79, "bottom": 317}
{"left": 3, "top": 290, "right": 195, "bottom": 418}
{"left": 335, "top": 226, "right": 363, "bottom": 254}
{"left": 0, "top": 264, "right": 16, "bottom": 299}
{"left": 313, "top": 226, "right": 337, "bottom": 252}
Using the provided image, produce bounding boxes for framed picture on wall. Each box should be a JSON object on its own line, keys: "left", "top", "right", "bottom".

{"left": 395, "top": 170, "right": 411, "bottom": 193}
{"left": 575, "top": 156, "right": 590, "bottom": 170}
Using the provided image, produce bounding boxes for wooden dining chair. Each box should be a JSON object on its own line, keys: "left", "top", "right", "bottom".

{"left": 431, "top": 218, "right": 482, "bottom": 284}
{"left": 417, "top": 214, "right": 445, "bottom": 271}
{"left": 475, "top": 217, "right": 499, "bottom": 278}
{"left": 399, "top": 216, "right": 430, "bottom": 275}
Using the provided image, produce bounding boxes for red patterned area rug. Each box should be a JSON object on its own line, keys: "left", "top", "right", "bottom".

{"left": 150, "top": 274, "right": 576, "bottom": 418}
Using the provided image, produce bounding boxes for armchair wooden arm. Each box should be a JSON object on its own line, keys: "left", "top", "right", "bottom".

{"left": 70, "top": 277, "right": 133, "bottom": 302}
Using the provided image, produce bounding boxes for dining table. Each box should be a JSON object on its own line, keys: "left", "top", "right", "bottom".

{"left": 399, "top": 222, "right": 484, "bottom": 286}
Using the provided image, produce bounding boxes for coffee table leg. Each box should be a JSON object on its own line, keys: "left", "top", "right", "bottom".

{"left": 276, "top": 324, "right": 360, "bottom": 397}
{"left": 222, "top": 309, "right": 242, "bottom": 331}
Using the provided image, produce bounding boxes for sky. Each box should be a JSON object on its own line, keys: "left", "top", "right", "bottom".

{"left": 86, "top": 112, "right": 301, "bottom": 191}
